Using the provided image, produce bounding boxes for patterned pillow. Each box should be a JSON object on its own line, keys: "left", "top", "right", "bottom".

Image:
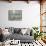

{"left": 14, "top": 28, "right": 21, "bottom": 33}
{"left": 8, "top": 27, "right": 14, "bottom": 34}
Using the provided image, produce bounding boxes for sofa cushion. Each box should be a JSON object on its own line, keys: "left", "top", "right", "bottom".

{"left": 21, "top": 28, "right": 27, "bottom": 35}
{"left": 14, "top": 28, "right": 21, "bottom": 33}
{"left": 8, "top": 27, "right": 14, "bottom": 34}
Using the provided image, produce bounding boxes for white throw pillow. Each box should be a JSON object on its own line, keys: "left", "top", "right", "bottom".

{"left": 2, "top": 28, "right": 10, "bottom": 36}
{"left": 21, "top": 28, "right": 27, "bottom": 35}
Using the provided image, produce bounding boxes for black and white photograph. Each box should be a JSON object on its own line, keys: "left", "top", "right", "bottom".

{"left": 8, "top": 10, "right": 22, "bottom": 21}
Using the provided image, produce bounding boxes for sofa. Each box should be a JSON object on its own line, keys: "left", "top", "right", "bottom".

{"left": 0, "top": 27, "right": 34, "bottom": 43}
{"left": 7, "top": 27, "right": 34, "bottom": 43}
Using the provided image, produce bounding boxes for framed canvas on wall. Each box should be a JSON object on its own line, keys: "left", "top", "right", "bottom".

{"left": 8, "top": 10, "right": 22, "bottom": 21}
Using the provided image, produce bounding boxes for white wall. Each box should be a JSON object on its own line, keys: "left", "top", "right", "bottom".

{"left": 0, "top": 1, "right": 40, "bottom": 28}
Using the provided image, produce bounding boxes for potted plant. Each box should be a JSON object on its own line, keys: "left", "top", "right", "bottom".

{"left": 32, "top": 27, "right": 43, "bottom": 40}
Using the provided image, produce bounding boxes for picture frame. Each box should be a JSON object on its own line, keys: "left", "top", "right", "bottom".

{"left": 8, "top": 10, "right": 22, "bottom": 21}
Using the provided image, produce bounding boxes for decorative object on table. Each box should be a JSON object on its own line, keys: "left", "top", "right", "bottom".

{"left": 8, "top": 10, "right": 22, "bottom": 21}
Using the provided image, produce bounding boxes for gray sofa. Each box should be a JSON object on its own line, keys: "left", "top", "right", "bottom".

{"left": 3, "top": 27, "right": 34, "bottom": 43}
